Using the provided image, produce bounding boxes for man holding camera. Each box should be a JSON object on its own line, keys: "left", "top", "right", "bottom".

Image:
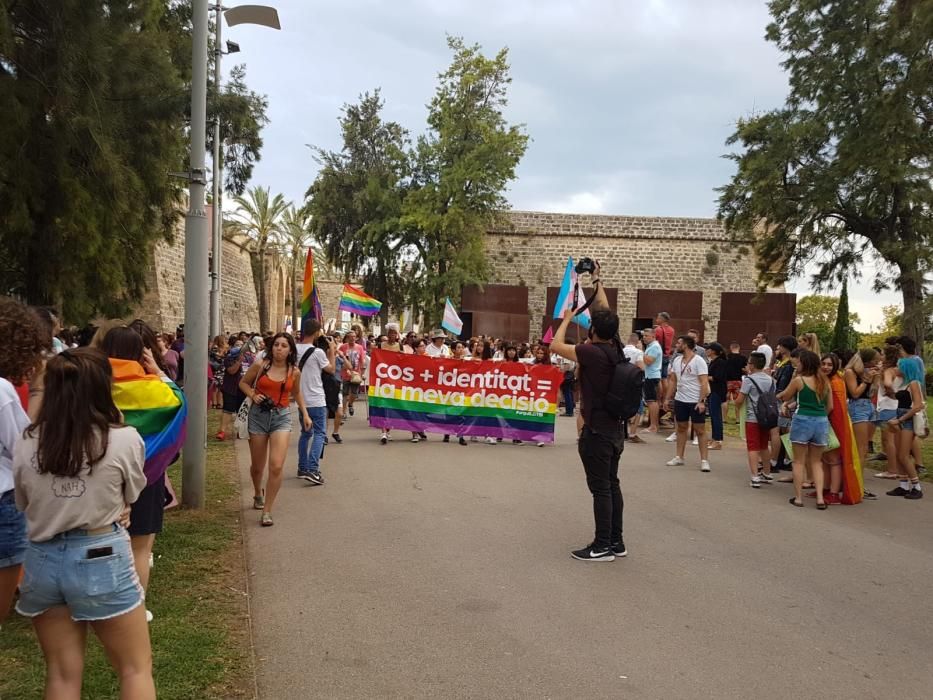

{"left": 551, "top": 260, "right": 626, "bottom": 562}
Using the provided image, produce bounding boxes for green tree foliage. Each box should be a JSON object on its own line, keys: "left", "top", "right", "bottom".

{"left": 717, "top": 0, "right": 933, "bottom": 343}
{"left": 860, "top": 305, "right": 903, "bottom": 348}
{"left": 831, "top": 279, "right": 860, "bottom": 350}
{"left": 796, "top": 294, "right": 861, "bottom": 350}
{"left": 305, "top": 90, "right": 412, "bottom": 325}
{"left": 403, "top": 37, "right": 529, "bottom": 326}
{"left": 0, "top": 0, "right": 186, "bottom": 321}
{"left": 0, "top": 1, "right": 269, "bottom": 322}
{"left": 226, "top": 186, "right": 288, "bottom": 331}
{"left": 278, "top": 204, "right": 312, "bottom": 330}
{"left": 209, "top": 64, "right": 268, "bottom": 196}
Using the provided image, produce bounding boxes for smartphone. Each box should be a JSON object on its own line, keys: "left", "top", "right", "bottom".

{"left": 87, "top": 547, "right": 113, "bottom": 559}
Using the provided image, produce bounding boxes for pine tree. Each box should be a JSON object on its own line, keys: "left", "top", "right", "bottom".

{"left": 832, "top": 279, "right": 852, "bottom": 352}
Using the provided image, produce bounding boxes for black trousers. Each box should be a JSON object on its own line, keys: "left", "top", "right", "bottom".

{"left": 578, "top": 426, "right": 624, "bottom": 549}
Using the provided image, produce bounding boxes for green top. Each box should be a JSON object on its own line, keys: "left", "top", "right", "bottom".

{"left": 796, "top": 381, "right": 827, "bottom": 416}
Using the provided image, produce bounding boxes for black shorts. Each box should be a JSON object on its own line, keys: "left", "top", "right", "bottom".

{"left": 674, "top": 400, "right": 707, "bottom": 424}
{"left": 129, "top": 472, "right": 166, "bottom": 536}
{"left": 643, "top": 378, "right": 660, "bottom": 402}
{"left": 223, "top": 391, "right": 244, "bottom": 414}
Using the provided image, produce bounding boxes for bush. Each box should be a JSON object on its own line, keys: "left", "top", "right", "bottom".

{"left": 926, "top": 368, "right": 933, "bottom": 397}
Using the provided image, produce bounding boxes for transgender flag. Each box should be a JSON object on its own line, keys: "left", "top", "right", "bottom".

{"left": 552, "top": 257, "right": 591, "bottom": 328}
{"left": 442, "top": 298, "right": 463, "bottom": 336}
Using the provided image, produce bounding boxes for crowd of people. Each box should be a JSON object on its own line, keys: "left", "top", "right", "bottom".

{"left": 0, "top": 288, "right": 928, "bottom": 690}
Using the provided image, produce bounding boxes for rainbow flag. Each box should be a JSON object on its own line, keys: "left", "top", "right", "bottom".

{"left": 300, "top": 248, "right": 323, "bottom": 325}
{"left": 338, "top": 283, "right": 382, "bottom": 317}
{"left": 110, "top": 358, "right": 187, "bottom": 485}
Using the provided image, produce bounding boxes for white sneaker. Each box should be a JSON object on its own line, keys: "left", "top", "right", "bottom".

{"left": 666, "top": 456, "right": 685, "bottom": 466}
{"left": 485, "top": 437, "right": 497, "bottom": 445}
{"left": 146, "top": 609, "right": 154, "bottom": 623}
{"left": 700, "top": 460, "right": 711, "bottom": 472}
{"left": 750, "top": 475, "right": 762, "bottom": 488}
{"left": 665, "top": 433, "right": 677, "bottom": 443}
{"left": 691, "top": 437, "right": 699, "bottom": 446}
{"left": 380, "top": 432, "right": 388, "bottom": 445}
{"left": 536, "top": 442, "right": 545, "bottom": 447}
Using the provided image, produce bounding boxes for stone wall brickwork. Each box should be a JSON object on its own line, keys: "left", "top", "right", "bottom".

{"left": 485, "top": 211, "right": 767, "bottom": 339}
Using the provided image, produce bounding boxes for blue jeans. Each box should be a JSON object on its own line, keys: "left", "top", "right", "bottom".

{"left": 298, "top": 406, "right": 327, "bottom": 473}
{"left": 708, "top": 391, "right": 724, "bottom": 441}
{"left": 562, "top": 383, "right": 575, "bottom": 415}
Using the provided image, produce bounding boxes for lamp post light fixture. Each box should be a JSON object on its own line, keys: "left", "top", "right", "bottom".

{"left": 208, "top": 1, "right": 280, "bottom": 343}
{"left": 186, "top": 1, "right": 280, "bottom": 509}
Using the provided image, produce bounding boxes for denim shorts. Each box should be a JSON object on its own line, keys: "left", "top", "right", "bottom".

{"left": 848, "top": 398, "right": 874, "bottom": 424}
{"left": 875, "top": 408, "right": 898, "bottom": 426}
{"left": 0, "top": 489, "right": 27, "bottom": 568}
{"left": 789, "top": 414, "right": 829, "bottom": 446}
{"left": 248, "top": 405, "right": 292, "bottom": 434}
{"left": 661, "top": 356, "right": 671, "bottom": 379}
{"left": 16, "top": 525, "right": 143, "bottom": 621}
{"left": 897, "top": 407, "right": 915, "bottom": 433}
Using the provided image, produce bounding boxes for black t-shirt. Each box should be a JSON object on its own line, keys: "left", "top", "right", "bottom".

{"left": 708, "top": 357, "right": 728, "bottom": 397}
{"left": 726, "top": 353, "right": 747, "bottom": 381}
{"left": 575, "top": 342, "right": 623, "bottom": 435}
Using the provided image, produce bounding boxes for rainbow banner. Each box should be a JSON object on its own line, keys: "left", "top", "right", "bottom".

{"left": 110, "top": 358, "right": 187, "bottom": 485}
{"left": 367, "top": 350, "right": 563, "bottom": 442}
{"left": 300, "top": 248, "right": 323, "bottom": 325}
{"left": 338, "top": 283, "right": 382, "bottom": 317}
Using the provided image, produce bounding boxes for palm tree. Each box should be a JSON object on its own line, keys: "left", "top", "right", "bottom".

{"left": 226, "top": 186, "right": 288, "bottom": 331}
{"left": 279, "top": 205, "right": 313, "bottom": 331}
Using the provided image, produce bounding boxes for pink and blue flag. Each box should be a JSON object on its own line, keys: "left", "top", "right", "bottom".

{"left": 552, "top": 257, "right": 591, "bottom": 328}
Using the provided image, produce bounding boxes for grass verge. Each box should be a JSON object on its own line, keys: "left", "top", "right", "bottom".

{"left": 0, "top": 411, "right": 254, "bottom": 699}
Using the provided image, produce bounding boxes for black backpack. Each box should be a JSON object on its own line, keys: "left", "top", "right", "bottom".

{"left": 596, "top": 344, "right": 644, "bottom": 421}
{"left": 747, "top": 375, "right": 779, "bottom": 430}
{"left": 300, "top": 346, "right": 340, "bottom": 413}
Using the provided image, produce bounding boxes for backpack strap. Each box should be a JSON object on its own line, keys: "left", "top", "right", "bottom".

{"left": 299, "top": 346, "right": 316, "bottom": 371}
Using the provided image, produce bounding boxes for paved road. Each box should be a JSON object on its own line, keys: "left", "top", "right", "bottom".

{"left": 237, "top": 408, "right": 933, "bottom": 700}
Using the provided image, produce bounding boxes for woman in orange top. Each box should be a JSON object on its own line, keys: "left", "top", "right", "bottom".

{"left": 240, "top": 333, "right": 311, "bottom": 526}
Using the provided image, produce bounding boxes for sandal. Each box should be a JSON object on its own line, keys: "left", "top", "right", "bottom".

{"left": 816, "top": 502, "right": 828, "bottom": 510}
{"left": 261, "top": 512, "right": 273, "bottom": 526}
{"left": 788, "top": 497, "right": 804, "bottom": 507}
{"left": 253, "top": 490, "right": 265, "bottom": 510}
{"left": 776, "top": 476, "right": 794, "bottom": 483}
{"left": 802, "top": 481, "right": 815, "bottom": 489}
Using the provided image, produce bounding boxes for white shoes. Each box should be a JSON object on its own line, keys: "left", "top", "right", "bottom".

{"left": 666, "top": 456, "right": 685, "bottom": 466}
{"left": 665, "top": 433, "right": 677, "bottom": 443}
{"left": 485, "top": 437, "right": 497, "bottom": 445}
{"left": 700, "top": 460, "right": 711, "bottom": 472}
{"left": 691, "top": 437, "right": 699, "bottom": 446}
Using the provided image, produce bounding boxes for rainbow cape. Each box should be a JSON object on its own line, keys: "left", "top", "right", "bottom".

{"left": 110, "top": 359, "right": 187, "bottom": 485}
{"left": 338, "top": 283, "right": 382, "bottom": 317}
{"left": 829, "top": 375, "right": 863, "bottom": 504}
{"left": 300, "top": 247, "right": 323, "bottom": 325}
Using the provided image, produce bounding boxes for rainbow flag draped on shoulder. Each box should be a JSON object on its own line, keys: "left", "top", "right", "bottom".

{"left": 109, "top": 359, "right": 187, "bottom": 485}
{"left": 338, "top": 284, "right": 382, "bottom": 317}
{"left": 367, "top": 350, "right": 563, "bottom": 442}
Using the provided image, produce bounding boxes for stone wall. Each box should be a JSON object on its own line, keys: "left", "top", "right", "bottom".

{"left": 485, "top": 211, "right": 767, "bottom": 339}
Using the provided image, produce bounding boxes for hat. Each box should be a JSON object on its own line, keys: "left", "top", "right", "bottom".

{"left": 431, "top": 329, "right": 447, "bottom": 340}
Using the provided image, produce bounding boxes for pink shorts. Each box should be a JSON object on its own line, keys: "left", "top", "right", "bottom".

{"left": 745, "top": 423, "right": 771, "bottom": 452}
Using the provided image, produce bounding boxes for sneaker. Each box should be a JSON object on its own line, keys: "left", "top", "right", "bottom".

{"left": 309, "top": 471, "right": 324, "bottom": 485}
{"left": 758, "top": 471, "right": 775, "bottom": 482}
{"left": 610, "top": 540, "right": 628, "bottom": 557}
{"left": 443, "top": 435, "right": 450, "bottom": 443}
{"left": 536, "top": 441, "right": 545, "bottom": 447}
{"left": 904, "top": 488, "right": 924, "bottom": 500}
{"left": 215, "top": 431, "right": 226, "bottom": 441}
{"left": 459, "top": 437, "right": 468, "bottom": 446}
{"left": 863, "top": 490, "right": 878, "bottom": 500}
{"left": 700, "top": 460, "right": 711, "bottom": 472}
{"left": 512, "top": 439, "right": 523, "bottom": 445}
{"left": 886, "top": 486, "right": 908, "bottom": 496}
{"left": 571, "top": 544, "right": 615, "bottom": 562}
{"left": 750, "top": 475, "right": 762, "bottom": 488}
{"left": 666, "top": 456, "right": 685, "bottom": 466}
{"left": 410, "top": 436, "right": 421, "bottom": 443}
{"left": 146, "top": 609, "right": 154, "bottom": 623}
{"left": 297, "top": 470, "right": 316, "bottom": 482}
{"left": 665, "top": 433, "right": 677, "bottom": 443}
{"left": 485, "top": 437, "right": 497, "bottom": 445}
{"left": 331, "top": 433, "right": 343, "bottom": 444}
{"left": 324, "top": 436, "right": 329, "bottom": 445}
{"left": 419, "top": 432, "right": 428, "bottom": 441}
{"left": 691, "top": 436, "right": 699, "bottom": 446}
{"left": 348, "top": 406, "right": 355, "bottom": 416}
{"left": 824, "top": 492, "right": 842, "bottom": 505}
{"left": 380, "top": 432, "right": 388, "bottom": 445}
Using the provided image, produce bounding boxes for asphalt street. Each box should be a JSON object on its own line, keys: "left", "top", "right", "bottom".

{"left": 236, "top": 406, "right": 933, "bottom": 700}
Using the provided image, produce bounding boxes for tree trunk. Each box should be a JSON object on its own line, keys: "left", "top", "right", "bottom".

{"left": 290, "top": 257, "right": 299, "bottom": 335}
{"left": 257, "top": 249, "right": 268, "bottom": 333}
{"left": 899, "top": 263, "right": 926, "bottom": 345}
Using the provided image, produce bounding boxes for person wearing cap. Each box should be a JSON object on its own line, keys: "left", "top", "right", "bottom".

{"left": 426, "top": 330, "right": 452, "bottom": 358}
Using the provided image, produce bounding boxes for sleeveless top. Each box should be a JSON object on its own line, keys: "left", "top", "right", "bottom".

{"left": 846, "top": 373, "right": 870, "bottom": 400}
{"left": 796, "top": 381, "right": 827, "bottom": 417}
{"left": 255, "top": 366, "right": 296, "bottom": 408}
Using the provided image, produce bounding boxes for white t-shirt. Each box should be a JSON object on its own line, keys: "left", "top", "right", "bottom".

{"left": 671, "top": 353, "right": 709, "bottom": 404}
{"left": 0, "top": 377, "right": 29, "bottom": 494}
{"left": 757, "top": 343, "right": 774, "bottom": 368}
{"left": 296, "top": 343, "right": 329, "bottom": 409}
{"left": 623, "top": 344, "right": 644, "bottom": 368}
{"left": 425, "top": 342, "right": 451, "bottom": 358}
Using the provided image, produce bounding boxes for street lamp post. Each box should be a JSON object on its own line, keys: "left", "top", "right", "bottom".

{"left": 208, "top": 2, "right": 281, "bottom": 342}
{"left": 187, "top": 1, "right": 280, "bottom": 509}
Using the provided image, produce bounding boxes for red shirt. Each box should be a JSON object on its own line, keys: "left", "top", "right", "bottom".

{"left": 655, "top": 325, "right": 675, "bottom": 357}
{"left": 14, "top": 382, "right": 29, "bottom": 411}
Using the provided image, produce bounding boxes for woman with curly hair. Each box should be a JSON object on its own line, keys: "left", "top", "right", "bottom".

{"left": 0, "top": 296, "right": 46, "bottom": 622}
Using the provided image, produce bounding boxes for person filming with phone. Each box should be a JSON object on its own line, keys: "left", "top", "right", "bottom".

{"left": 664, "top": 335, "right": 712, "bottom": 473}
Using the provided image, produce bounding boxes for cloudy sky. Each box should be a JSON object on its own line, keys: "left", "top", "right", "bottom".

{"left": 224, "top": 0, "right": 899, "bottom": 329}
